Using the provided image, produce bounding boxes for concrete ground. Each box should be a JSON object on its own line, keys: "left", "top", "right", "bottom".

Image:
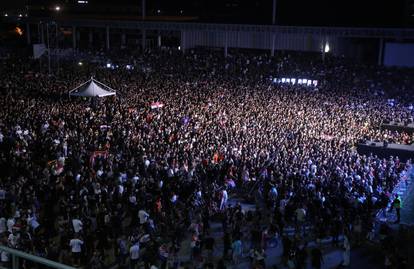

{"left": 171, "top": 198, "right": 385, "bottom": 269}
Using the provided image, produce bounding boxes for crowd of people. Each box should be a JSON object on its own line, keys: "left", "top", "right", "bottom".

{"left": 0, "top": 48, "right": 413, "bottom": 269}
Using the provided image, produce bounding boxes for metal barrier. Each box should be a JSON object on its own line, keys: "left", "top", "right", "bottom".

{"left": 0, "top": 246, "right": 75, "bottom": 269}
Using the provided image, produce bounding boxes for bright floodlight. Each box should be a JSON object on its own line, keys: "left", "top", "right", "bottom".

{"left": 324, "top": 43, "right": 330, "bottom": 53}
{"left": 18, "top": 14, "right": 22, "bottom": 17}
{"left": 106, "top": 63, "right": 111, "bottom": 68}
{"left": 55, "top": 6, "right": 61, "bottom": 11}
{"left": 78, "top": 61, "right": 83, "bottom": 66}
{"left": 4, "top": 13, "right": 8, "bottom": 17}
{"left": 178, "top": 46, "right": 181, "bottom": 50}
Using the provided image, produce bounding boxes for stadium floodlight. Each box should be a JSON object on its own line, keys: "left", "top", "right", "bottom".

{"left": 106, "top": 63, "right": 111, "bottom": 68}
{"left": 4, "top": 13, "right": 8, "bottom": 17}
{"left": 324, "top": 43, "right": 330, "bottom": 53}
{"left": 291, "top": 78, "right": 296, "bottom": 84}
{"left": 55, "top": 6, "right": 61, "bottom": 11}
{"left": 281, "top": 78, "right": 286, "bottom": 83}
{"left": 286, "top": 78, "right": 290, "bottom": 83}
{"left": 298, "top": 79, "right": 302, "bottom": 84}
{"left": 78, "top": 62, "right": 83, "bottom": 66}
{"left": 302, "top": 79, "right": 307, "bottom": 84}
{"left": 18, "top": 14, "right": 23, "bottom": 17}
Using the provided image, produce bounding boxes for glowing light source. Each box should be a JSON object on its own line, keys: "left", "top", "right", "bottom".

{"left": 324, "top": 43, "right": 330, "bottom": 53}
{"left": 15, "top": 27, "right": 23, "bottom": 36}
{"left": 18, "top": 14, "right": 23, "bottom": 17}
{"left": 55, "top": 6, "right": 61, "bottom": 11}
{"left": 78, "top": 61, "right": 83, "bottom": 66}
{"left": 4, "top": 13, "right": 8, "bottom": 17}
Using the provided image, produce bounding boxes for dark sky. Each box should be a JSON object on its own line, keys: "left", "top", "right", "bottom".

{"left": 1, "top": 0, "right": 410, "bottom": 27}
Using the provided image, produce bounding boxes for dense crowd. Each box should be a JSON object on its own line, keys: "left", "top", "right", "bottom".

{"left": 0, "top": 49, "right": 413, "bottom": 269}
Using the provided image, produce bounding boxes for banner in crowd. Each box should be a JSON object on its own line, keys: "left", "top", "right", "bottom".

{"left": 151, "top": 102, "right": 164, "bottom": 109}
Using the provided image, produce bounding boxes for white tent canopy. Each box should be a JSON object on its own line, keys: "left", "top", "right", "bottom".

{"left": 69, "top": 77, "right": 116, "bottom": 97}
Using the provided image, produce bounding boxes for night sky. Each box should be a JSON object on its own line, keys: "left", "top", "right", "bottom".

{"left": 1, "top": 0, "right": 410, "bottom": 27}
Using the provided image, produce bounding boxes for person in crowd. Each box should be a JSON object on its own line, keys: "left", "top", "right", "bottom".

{"left": 69, "top": 234, "right": 84, "bottom": 267}
{"left": 129, "top": 240, "right": 140, "bottom": 269}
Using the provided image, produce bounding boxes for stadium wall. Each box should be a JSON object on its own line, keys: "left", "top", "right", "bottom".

{"left": 181, "top": 30, "right": 342, "bottom": 54}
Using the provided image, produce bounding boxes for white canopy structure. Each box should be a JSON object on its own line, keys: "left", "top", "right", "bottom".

{"left": 69, "top": 77, "right": 116, "bottom": 97}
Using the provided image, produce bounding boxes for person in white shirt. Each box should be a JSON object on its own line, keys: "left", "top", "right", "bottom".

{"left": 129, "top": 241, "right": 140, "bottom": 269}
{"left": 220, "top": 189, "right": 228, "bottom": 210}
{"left": 0, "top": 248, "right": 10, "bottom": 268}
{"left": 8, "top": 231, "right": 20, "bottom": 248}
{"left": 69, "top": 236, "right": 84, "bottom": 266}
{"left": 6, "top": 218, "right": 15, "bottom": 233}
{"left": 138, "top": 209, "right": 149, "bottom": 225}
{"left": 72, "top": 218, "right": 83, "bottom": 234}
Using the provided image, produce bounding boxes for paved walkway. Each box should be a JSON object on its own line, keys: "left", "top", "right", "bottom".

{"left": 170, "top": 198, "right": 383, "bottom": 269}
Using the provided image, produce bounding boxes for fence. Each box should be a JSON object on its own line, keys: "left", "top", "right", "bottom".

{"left": 0, "top": 246, "right": 75, "bottom": 269}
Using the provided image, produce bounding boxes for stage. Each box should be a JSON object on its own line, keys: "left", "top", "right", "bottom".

{"left": 357, "top": 141, "right": 414, "bottom": 162}
{"left": 381, "top": 121, "right": 414, "bottom": 134}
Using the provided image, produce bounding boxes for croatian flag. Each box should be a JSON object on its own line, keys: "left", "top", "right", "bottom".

{"left": 151, "top": 102, "right": 164, "bottom": 109}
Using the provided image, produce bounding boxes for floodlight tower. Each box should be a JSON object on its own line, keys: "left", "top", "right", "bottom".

{"left": 272, "top": 0, "right": 277, "bottom": 25}
{"left": 142, "top": 0, "right": 146, "bottom": 20}
{"left": 141, "top": 0, "right": 146, "bottom": 51}
{"left": 271, "top": 0, "right": 277, "bottom": 57}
